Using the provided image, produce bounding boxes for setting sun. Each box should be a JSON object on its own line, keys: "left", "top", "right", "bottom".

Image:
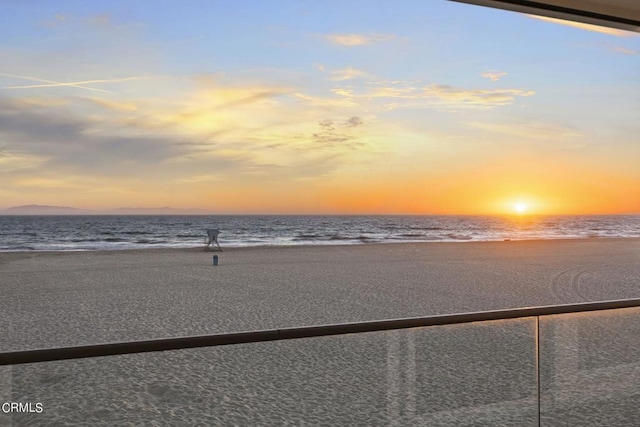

{"left": 514, "top": 202, "right": 528, "bottom": 214}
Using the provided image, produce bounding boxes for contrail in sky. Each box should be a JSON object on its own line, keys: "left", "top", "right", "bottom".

{"left": 0, "top": 73, "right": 150, "bottom": 92}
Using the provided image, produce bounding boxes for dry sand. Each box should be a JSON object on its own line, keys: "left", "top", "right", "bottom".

{"left": 2, "top": 238, "right": 639, "bottom": 351}
{"left": 2, "top": 239, "right": 640, "bottom": 425}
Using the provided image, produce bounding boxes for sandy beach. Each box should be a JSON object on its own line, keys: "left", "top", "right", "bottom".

{"left": 2, "top": 238, "right": 640, "bottom": 351}
{"left": 2, "top": 239, "right": 640, "bottom": 425}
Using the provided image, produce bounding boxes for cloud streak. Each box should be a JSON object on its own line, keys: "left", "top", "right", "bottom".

{"left": 612, "top": 46, "right": 639, "bottom": 55}
{"left": 0, "top": 73, "right": 152, "bottom": 92}
{"left": 423, "top": 84, "right": 534, "bottom": 106}
{"left": 329, "top": 67, "right": 369, "bottom": 81}
{"left": 481, "top": 71, "right": 507, "bottom": 82}
{"left": 324, "top": 33, "right": 396, "bottom": 46}
{"left": 331, "top": 80, "right": 535, "bottom": 108}
{"left": 467, "top": 120, "right": 581, "bottom": 140}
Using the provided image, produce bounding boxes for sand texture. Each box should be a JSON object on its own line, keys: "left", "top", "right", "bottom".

{"left": 2, "top": 239, "right": 640, "bottom": 425}
{"left": 2, "top": 239, "right": 640, "bottom": 350}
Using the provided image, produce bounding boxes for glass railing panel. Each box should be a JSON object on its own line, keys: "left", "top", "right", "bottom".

{"left": 540, "top": 307, "right": 640, "bottom": 426}
{"left": 4, "top": 318, "right": 537, "bottom": 426}
{"left": 399, "top": 318, "right": 538, "bottom": 426}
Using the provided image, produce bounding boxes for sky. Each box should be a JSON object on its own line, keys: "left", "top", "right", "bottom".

{"left": 1, "top": 1, "right": 639, "bottom": 215}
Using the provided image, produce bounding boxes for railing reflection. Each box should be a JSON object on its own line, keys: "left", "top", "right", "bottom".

{"left": 540, "top": 307, "right": 640, "bottom": 426}
{"left": 2, "top": 299, "right": 640, "bottom": 425}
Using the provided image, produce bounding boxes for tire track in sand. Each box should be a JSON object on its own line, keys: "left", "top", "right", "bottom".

{"left": 550, "top": 265, "right": 600, "bottom": 303}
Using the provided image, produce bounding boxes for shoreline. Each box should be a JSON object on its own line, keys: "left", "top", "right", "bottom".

{"left": 2, "top": 235, "right": 640, "bottom": 256}
{"left": 3, "top": 214, "right": 638, "bottom": 254}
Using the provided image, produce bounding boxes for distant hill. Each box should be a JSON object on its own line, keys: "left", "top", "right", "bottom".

{"left": 1, "top": 204, "right": 211, "bottom": 215}
{"left": 2, "top": 205, "right": 94, "bottom": 215}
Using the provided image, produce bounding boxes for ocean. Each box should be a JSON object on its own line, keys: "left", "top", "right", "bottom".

{"left": 0, "top": 215, "right": 639, "bottom": 252}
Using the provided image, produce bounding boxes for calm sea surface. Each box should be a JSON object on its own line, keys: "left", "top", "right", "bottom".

{"left": 0, "top": 215, "right": 639, "bottom": 252}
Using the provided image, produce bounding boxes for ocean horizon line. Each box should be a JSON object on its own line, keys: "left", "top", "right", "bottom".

{"left": 2, "top": 212, "right": 639, "bottom": 217}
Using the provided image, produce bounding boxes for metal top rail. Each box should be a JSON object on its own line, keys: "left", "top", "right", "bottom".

{"left": 2, "top": 298, "right": 640, "bottom": 366}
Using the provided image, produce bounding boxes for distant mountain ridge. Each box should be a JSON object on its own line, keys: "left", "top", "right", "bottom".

{"left": 1, "top": 204, "right": 210, "bottom": 215}
{"left": 3, "top": 205, "right": 92, "bottom": 215}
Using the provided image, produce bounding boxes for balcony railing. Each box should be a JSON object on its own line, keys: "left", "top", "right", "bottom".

{"left": 2, "top": 298, "right": 640, "bottom": 425}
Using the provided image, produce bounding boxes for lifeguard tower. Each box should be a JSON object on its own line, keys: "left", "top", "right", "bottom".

{"left": 205, "top": 229, "right": 222, "bottom": 251}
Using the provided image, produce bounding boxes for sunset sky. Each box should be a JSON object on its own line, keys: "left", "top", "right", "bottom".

{"left": 1, "top": 1, "right": 638, "bottom": 215}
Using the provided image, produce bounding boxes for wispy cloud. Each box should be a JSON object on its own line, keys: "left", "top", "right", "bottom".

{"left": 43, "top": 14, "right": 69, "bottom": 28}
{"left": 345, "top": 116, "right": 363, "bottom": 127}
{"left": 13, "top": 177, "right": 90, "bottom": 190}
{"left": 481, "top": 71, "right": 508, "bottom": 82}
{"left": 329, "top": 67, "right": 369, "bottom": 81}
{"left": 294, "top": 92, "right": 356, "bottom": 108}
{"left": 367, "top": 85, "right": 418, "bottom": 99}
{"left": 0, "top": 72, "right": 372, "bottom": 191}
{"left": 44, "top": 12, "right": 114, "bottom": 29}
{"left": 0, "top": 73, "right": 152, "bottom": 92}
{"left": 331, "top": 80, "right": 534, "bottom": 108}
{"left": 7, "top": 96, "right": 69, "bottom": 107}
{"left": 177, "top": 174, "right": 223, "bottom": 184}
{"left": 1, "top": 72, "right": 108, "bottom": 92}
{"left": 612, "top": 46, "right": 639, "bottom": 55}
{"left": 85, "top": 98, "right": 139, "bottom": 112}
{"left": 423, "top": 84, "right": 534, "bottom": 107}
{"left": 312, "top": 117, "right": 364, "bottom": 148}
{"left": 89, "top": 13, "right": 111, "bottom": 27}
{"left": 467, "top": 120, "right": 581, "bottom": 140}
{"left": 191, "top": 75, "right": 291, "bottom": 107}
{"left": 324, "top": 33, "right": 396, "bottom": 46}
{"left": 0, "top": 151, "right": 47, "bottom": 173}
{"left": 0, "top": 97, "right": 193, "bottom": 175}
{"left": 528, "top": 15, "right": 638, "bottom": 37}
{"left": 330, "top": 88, "right": 355, "bottom": 97}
